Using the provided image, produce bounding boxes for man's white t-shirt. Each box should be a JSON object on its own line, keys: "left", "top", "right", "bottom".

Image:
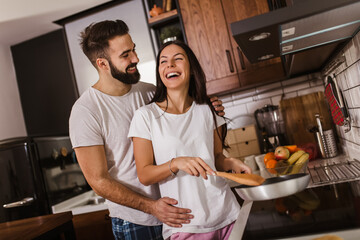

{"left": 69, "top": 82, "right": 161, "bottom": 226}
{"left": 128, "top": 101, "right": 240, "bottom": 239}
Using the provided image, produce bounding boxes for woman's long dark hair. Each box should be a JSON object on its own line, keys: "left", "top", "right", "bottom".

{"left": 150, "top": 40, "right": 228, "bottom": 148}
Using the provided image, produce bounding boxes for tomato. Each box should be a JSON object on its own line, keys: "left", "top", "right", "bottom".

{"left": 263, "top": 152, "right": 276, "bottom": 164}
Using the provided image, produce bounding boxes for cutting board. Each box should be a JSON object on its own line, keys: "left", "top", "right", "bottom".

{"left": 279, "top": 92, "right": 333, "bottom": 145}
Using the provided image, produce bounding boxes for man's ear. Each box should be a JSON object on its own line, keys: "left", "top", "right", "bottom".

{"left": 96, "top": 58, "right": 108, "bottom": 70}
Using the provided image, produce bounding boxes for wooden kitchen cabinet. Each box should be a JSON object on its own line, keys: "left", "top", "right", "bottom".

{"left": 72, "top": 210, "right": 114, "bottom": 240}
{"left": 224, "top": 125, "right": 260, "bottom": 159}
{"left": 178, "top": 0, "right": 286, "bottom": 95}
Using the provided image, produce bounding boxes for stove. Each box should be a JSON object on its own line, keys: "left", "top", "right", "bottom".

{"left": 307, "top": 156, "right": 360, "bottom": 187}
{"left": 240, "top": 155, "right": 360, "bottom": 240}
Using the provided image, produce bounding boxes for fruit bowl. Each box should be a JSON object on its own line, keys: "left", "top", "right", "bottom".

{"left": 266, "top": 159, "right": 309, "bottom": 176}
{"left": 255, "top": 158, "right": 309, "bottom": 179}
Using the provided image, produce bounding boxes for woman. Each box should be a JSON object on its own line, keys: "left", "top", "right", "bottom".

{"left": 128, "top": 41, "right": 251, "bottom": 240}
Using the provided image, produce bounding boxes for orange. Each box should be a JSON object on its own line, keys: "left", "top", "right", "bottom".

{"left": 284, "top": 145, "right": 298, "bottom": 153}
{"left": 263, "top": 152, "right": 276, "bottom": 164}
{"left": 265, "top": 159, "right": 278, "bottom": 174}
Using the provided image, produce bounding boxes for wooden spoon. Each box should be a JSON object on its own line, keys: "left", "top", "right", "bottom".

{"left": 215, "top": 171, "right": 265, "bottom": 186}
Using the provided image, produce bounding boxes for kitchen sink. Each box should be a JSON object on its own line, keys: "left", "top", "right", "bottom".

{"left": 52, "top": 190, "right": 108, "bottom": 215}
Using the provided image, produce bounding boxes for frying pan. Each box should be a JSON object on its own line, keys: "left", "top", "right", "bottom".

{"left": 229, "top": 173, "right": 310, "bottom": 239}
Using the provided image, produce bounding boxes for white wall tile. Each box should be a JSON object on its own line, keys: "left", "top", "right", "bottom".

{"left": 345, "top": 63, "right": 360, "bottom": 88}
{"left": 283, "top": 91, "right": 298, "bottom": 99}
{"left": 354, "top": 31, "right": 360, "bottom": 56}
{"left": 352, "top": 127, "right": 360, "bottom": 145}
{"left": 226, "top": 104, "right": 248, "bottom": 119}
{"left": 232, "top": 88, "right": 256, "bottom": 100}
{"left": 351, "top": 108, "right": 360, "bottom": 127}
{"left": 349, "top": 87, "right": 360, "bottom": 107}
{"left": 344, "top": 39, "right": 357, "bottom": 66}
{"left": 246, "top": 99, "right": 271, "bottom": 116}
{"left": 297, "top": 86, "right": 325, "bottom": 96}
{"left": 336, "top": 72, "right": 348, "bottom": 90}
{"left": 256, "top": 82, "right": 282, "bottom": 93}
{"left": 281, "top": 75, "right": 308, "bottom": 86}
{"left": 343, "top": 90, "right": 353, "bottom": 108}
{"left": 223, "top": 101, "right": 233, "bottom": 109}
{"left": 271, "top": 95, "right": 283, "bottom": 106}
{"left": 220, "top": 94, "right": 233, "bottom": 104}
{"left": 283, "top": 82, "right": 310, "bottom": 93}
{"left": 233, "top": 96, "right": 254, "bottom": 105}
{"left": 256, "top": 88, "right": 283, "bottom": 100}
{"left": 309, "top": 77, "right": 324, "bottom": 87}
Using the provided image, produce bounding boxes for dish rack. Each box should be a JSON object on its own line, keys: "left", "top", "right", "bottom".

{"left": 307, "top": 158, "right": 360, "bottom": 187}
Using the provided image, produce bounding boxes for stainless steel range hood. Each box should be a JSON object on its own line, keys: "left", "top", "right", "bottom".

{"left": 231, "top": 0, "right": 360, "bottom": 77}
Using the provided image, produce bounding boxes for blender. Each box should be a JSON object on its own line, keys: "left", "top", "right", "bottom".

{"left": 254, "top": 104, "right": 287, "bottom": 153}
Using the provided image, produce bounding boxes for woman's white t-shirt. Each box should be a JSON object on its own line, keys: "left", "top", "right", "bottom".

{"left": 128, "top": 101, "right": 240, "bottom": 239}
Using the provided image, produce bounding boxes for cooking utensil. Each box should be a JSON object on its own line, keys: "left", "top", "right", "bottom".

{"left": 215, "top": 171, "right": 265, "bottom": 186}
{"left": 315, "top": 114, "right": 328, "bottom": 158}
{"left": 229, "top": 173, "right": 310, "bottom": 239}
{"left": 234, "top": 173, "right": 310, "bottom": 201}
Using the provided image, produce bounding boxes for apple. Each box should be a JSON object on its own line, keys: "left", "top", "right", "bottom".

{"left": 274, "top": 146, "right": 290, "bottom": 160}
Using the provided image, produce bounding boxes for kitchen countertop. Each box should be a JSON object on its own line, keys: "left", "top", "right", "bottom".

{"left": 0, "top": 212, "right": 76, "bottom": 240}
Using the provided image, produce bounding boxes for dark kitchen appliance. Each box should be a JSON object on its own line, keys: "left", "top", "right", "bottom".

{"left": 0, "top": 136, "right": 90, "bottom": 223}
{"left": 230, "top": 0, "right": 360, "bottom": 78}
{"left": 254, "top": 104, "right": 287, "bottom": 152}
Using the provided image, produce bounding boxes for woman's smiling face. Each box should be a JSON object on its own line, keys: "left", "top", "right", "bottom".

{"left": 158, "top": 44, "right": 191, "bottom": 91}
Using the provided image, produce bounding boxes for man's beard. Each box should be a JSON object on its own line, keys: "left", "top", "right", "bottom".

{"left": 108, "top": 60, "right": 140, "bottom": 84}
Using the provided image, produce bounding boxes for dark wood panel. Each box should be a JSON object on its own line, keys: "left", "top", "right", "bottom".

{"left": 11, "top": 29, "right": 78, "bottom": 137}
{"left": 280, "top": 92, "right": 333, "bottom": 145}
{"left": 72, "top": 210, "right": 114, "bottom": 240}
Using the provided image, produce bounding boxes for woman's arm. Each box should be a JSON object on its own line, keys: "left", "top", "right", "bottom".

{"left": 133, "top": 137, "right": 216, "bottom": 186}
{"left": 213, "top": 126, "right": 252, "bottom": 174}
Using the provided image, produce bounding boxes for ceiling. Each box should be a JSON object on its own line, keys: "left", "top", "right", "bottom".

{"left": 0, "top": 0, "right": 113, "bottom": 45}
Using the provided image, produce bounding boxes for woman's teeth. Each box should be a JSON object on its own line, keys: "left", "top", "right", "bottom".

{"left": 166, "top": 72, "right": 180, "bottom": 78}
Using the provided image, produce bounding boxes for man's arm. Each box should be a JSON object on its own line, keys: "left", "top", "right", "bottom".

{"left": 210, "top": 96, "right": 225, "bottom": 117}
{"left": 74, "top": 145, "right": 193, "bottom": 227}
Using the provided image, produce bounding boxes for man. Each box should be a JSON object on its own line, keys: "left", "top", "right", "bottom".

{"left": 69, "top": 20, "right": 224, "bottom": 240}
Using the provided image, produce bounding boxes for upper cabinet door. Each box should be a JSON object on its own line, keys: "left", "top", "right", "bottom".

{"left": 178, "top": 0, "right": 241, "bottom": 95}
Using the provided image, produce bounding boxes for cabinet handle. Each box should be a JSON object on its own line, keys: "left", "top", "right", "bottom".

{"left": 3, "top": 197, "right": 34, "bottom": 208}
{"left": 225, "top": 50, "right": 234, "bottom": 73}
{"left": 237, "top": 47, "right": 246, "bottom": 70}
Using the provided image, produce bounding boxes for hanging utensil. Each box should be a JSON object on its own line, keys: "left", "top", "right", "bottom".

{"left": 215, "top": 171, "right": 265, "bottom": 186}
{"left": 324, "top": 74, "right": 351, "bottom": 132}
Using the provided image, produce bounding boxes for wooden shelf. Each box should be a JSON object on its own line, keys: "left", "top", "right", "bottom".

{"left": 148, "top": 9, "right": 178, "bottom": 25}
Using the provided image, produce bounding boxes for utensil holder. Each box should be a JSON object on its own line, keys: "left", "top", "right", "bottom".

{"left": 315, "top": 129, "right": 337, "bottom": 158}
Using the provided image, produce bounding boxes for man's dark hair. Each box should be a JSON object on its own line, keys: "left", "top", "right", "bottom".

{"left": 151, "top": 40, "right": 228, "bottom": 148}
{"left": 80, "top": 20, "right": 129, "bottom": 67}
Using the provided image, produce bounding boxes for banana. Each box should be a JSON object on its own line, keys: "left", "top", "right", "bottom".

{"left": 286, "top": 150, "right": 305, "bottom": 165}
{"left": 289, "top": 153, "right": 309, "bottom": 174}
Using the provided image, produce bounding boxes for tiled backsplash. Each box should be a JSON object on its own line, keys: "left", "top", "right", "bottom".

{"left": 219, "top": 31, "right": 360, "bottom": 161}
{"left": 329, "top": 31, "right": 360, "bottom": 162}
